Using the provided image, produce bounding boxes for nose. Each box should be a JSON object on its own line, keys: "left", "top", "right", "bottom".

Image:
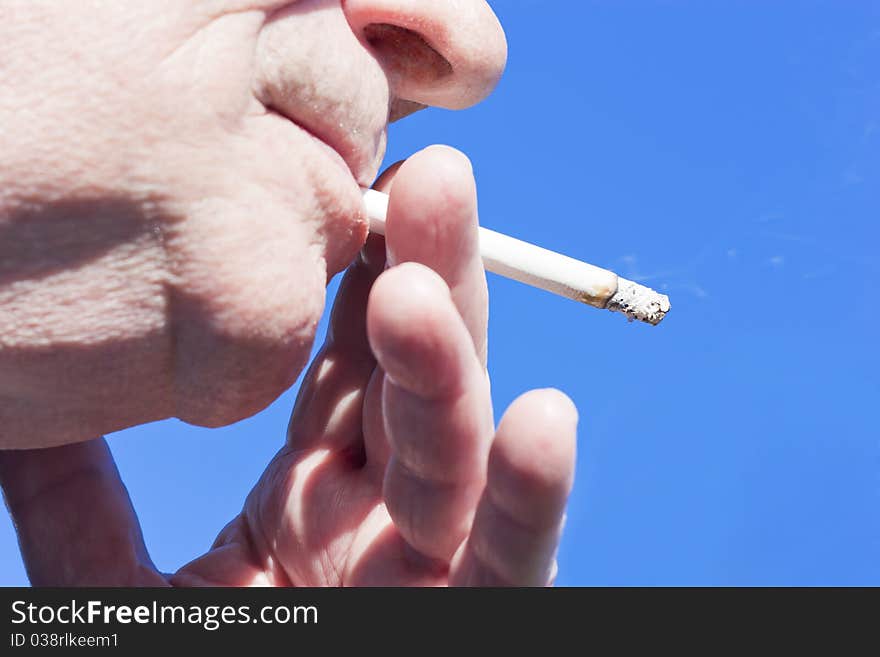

{"left": 342, "top": 0, "right": 508, "bottom": 111}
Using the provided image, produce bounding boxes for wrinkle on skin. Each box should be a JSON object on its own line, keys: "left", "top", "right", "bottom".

{"left": 0, "top": 198, "right": 165, "bottom": 286}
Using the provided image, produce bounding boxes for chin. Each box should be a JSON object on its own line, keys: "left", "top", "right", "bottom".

{"left": 171, "top": 261, "right": 329, "bottom": 431}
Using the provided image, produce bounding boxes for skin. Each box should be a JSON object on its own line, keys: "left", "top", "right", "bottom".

{"left": 0, "top": 1, "right": 579, "bottom": 586}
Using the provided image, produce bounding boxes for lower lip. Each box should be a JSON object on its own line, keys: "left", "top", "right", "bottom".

{"left": 266, "top": 108, "right": 370, "bottom": 273}
{"left": 272, "top": 109, "right": 363, "bottom": 186}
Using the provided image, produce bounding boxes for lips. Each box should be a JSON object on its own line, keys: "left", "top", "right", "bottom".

{"left": 259, "top": 96, "right": 387, "bottom": 278}
{"left": 267, "top": 99, "right": 386, "bottom": 191}
{"left": 251, "top": 20, "right": 392, "bottom": 275}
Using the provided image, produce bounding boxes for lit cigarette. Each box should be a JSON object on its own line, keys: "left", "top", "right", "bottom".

{"left": 361, "top": 189, "right": 671, "bottom": 326}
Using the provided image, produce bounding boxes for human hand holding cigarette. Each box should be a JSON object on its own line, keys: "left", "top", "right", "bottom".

{"left": 362, "top": 189, "right": 671, "bottom": 325}
{"left": 0, "top": 146, "right": 578, "bottom": 587}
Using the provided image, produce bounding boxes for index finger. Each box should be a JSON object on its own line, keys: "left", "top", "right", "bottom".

{"left": 383, "top": 145, "right": 489, "bottom": 365}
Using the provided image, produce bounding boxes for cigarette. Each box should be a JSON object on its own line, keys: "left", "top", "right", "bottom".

{"left": 361, "top": 189, "right": 671, "bottom": 326}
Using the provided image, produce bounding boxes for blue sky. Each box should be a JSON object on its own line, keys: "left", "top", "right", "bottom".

{"left": 2, "top": 1, "right": 878, "bottom": 586}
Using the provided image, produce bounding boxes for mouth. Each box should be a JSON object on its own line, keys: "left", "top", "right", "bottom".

{"left": 261, "top": 103, "right": 384, "bottom": 279}
{"left": 265, "top": 103, "right": 383, "bottom": 191}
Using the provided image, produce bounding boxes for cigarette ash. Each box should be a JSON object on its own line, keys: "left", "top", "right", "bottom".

{"left": 605, "top": 278, "right": 671, "bottom": 326}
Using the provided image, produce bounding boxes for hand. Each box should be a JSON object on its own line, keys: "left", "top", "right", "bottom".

{"left": 0, "top": 147, "right": 577, "bottom": 586}
{"left": 0, "top": 1, "right": 507, "bottom": 448}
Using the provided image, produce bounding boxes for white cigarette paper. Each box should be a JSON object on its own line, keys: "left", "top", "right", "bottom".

{"left": 361, "top": 189, "right": 671, "bottom": 326}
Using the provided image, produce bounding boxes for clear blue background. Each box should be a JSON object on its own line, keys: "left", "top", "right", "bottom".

{"left": 2, "top": 1, "right": 878, "bottom": 586}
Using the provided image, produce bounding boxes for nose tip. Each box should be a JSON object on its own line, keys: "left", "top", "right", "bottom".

{"left": 343, "top": 0, "right": 508, "bottom": 110}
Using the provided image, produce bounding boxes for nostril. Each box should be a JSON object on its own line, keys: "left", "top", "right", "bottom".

{"left": 342, "top": 0, "right": 506, "bottom": 109}
{"left": 363, "top": 23, "right": 453, "bottom": 88}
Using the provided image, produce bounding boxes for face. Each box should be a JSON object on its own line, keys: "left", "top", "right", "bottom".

{"left": 0, "top": 0, "right": 507, "bottom": 446}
